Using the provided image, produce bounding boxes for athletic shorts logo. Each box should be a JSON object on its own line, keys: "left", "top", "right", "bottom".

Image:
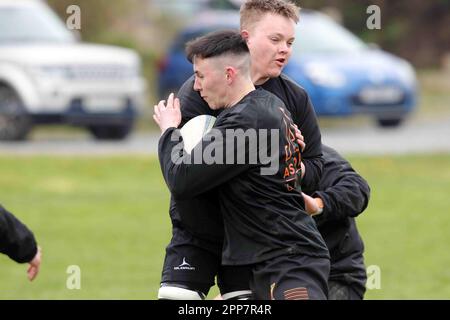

{"left": 173, "top": 257, "right": 196, "bottom": 271}
{"left": 283, "top": 287, "right": 309, "bottom": 300}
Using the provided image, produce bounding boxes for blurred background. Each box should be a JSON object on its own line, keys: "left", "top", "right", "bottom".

{"left": 0, "top": 0, "right": 449, "bottom": 299}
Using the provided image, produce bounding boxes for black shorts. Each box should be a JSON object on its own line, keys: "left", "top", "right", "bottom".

{"left": 161, "top": 226, "right": 252, "bottom": 295}
{"left": 250, "top": 254, "right": 330, "bottom": 300}
{"left": 328, "top": 280, "right": 363, "bottom": 300}
{"left": 330, "top": 251, "right": 367, "bottom": 299}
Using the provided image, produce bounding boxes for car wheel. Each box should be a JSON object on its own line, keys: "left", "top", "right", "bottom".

{"left": 88, "top": 123, "right": 133, "bottom": 140}
{"left": 0, "top": 85, "right": 32, "bottom": 141}
{"left": 376, "top": 118, "right": 403, "bottom": 128}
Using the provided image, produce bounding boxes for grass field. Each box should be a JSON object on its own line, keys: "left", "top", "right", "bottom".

{"left": 0, "top": 154, "right": 449, "bottom": 299}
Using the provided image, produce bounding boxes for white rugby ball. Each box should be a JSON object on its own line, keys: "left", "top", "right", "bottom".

{"left": 180, "top": 115, "right": 216, "bottom": 154}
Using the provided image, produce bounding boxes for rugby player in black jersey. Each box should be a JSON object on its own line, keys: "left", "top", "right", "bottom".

{"left": 154, "top": 30, "right": 330, "bottom": 300}
{"left": 156, "top": 0, "right": 327, "bottom": 301}
{"left": 156, "top": 0, "right": 328, "bottom": 300}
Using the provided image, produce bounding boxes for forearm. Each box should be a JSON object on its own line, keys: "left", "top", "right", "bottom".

{"left": 301, "top": 155, "right": 324, "bottom": 193}
{"left": 158, "top": 128, "right": 247, "bottom": 199}
{"left": 313, "top": 179, "right": 370, "bottom": 222}
{"left": 0, "top": 207, "right": 38, "bottom": 263}
{"left": 158, "top": 128, "right": 205, "bottom": 198}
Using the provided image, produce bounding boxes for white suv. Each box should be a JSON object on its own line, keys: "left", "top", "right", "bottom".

{"left": 0, "top": 0, "right": 146, "bottom": 140}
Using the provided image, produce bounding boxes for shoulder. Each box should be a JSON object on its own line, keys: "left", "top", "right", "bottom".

{"left": 254, "top": 88, "right": 284, "bottom": 103}
{"left": 278, "top": 74, "right": 309, "bottom": 100}
{"left": 177, "top": 76, "right": 194, "bottom": 99}
{"left": 245, "top": 89, "right": 290, "bottom": 126}
{"left": 261, "top": 75, "right": 310, "bottom": 114}
{"left": 322, "top": 145, "right": 352, "bottom": 172}
{"left": 244, "top": 89, "right": 285, "bottom": 114}
{"left": 217, "top": 90, "right": 270, "bottom": 128}
{"left": 322, "top": 144, "right": 339, "bottom": 158}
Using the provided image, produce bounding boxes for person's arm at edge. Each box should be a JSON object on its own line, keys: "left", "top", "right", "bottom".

{"left": 312, "top": 147, "right": 370, "bottom": 222}
{"left": 0, "top": 206, "right": 41, "bottom": 281}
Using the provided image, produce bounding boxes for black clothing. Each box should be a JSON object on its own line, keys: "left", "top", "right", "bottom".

{"left": 250, "top": 254, "right": 330, "bottom": 300}
{"left": 328, "top": 280, "right": 363, "bottom": 300}
{"left": 161, "top": 226, "right": 252, "bottom": 295}
{"left": 254, "top": 75, "right": 323, "bottom": 194}
{"left": 179, "top": 74, "right": 323, "bottom": 193}
{"left": 159, "top": 89, "right": 329, "bottom": 265}
{"left": 311, "top": 145, "right": 370, "bottom": 298}
{"left": 171, "top": 74, "right": 323, "bottom": 241}
{"left": 169, "top": 190, "right": 223, "bottom": 242}
{"left": 160, "top": 142, "right": 369, "bottom": 298}
{"left": 0, "top": 205, "right": 37, "bottom": 263}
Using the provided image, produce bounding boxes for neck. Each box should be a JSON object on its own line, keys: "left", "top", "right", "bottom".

{"left": 251, "top": 67, "right": 270, "bottom": 86}
{"left": 225, "top": 79, "right": 255, "bottom": 108}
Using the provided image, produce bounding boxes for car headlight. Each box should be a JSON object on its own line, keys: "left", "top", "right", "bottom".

{"left": 304, "top": 63, "right": 346, "bottom": 88}
{"left": 29, "top": 65, "right": 72, "bottom": 79}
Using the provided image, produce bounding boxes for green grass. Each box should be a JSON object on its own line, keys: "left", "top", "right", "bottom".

{"left": 0, "top": 156, "right": 170, "bottom": 299}
{"left": 0, "top": 154, "right": 449, "bottom": 299}
{"left": 350, "top": 153, "right": 450, "bottom": 299}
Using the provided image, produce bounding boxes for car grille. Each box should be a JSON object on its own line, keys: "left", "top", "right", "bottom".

{"left": 66, "top": 65, "right": 133, "bottom": 81}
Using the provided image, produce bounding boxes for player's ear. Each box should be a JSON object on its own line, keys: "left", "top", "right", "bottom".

{"left": 225, "top": 67, "right": 236, "bottom": 84}
{"left": 241, "top": 30, "right": 249, "bottom": 42}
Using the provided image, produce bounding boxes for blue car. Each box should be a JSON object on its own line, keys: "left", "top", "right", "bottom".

{"left": 157, "top": 10, "right": 418, "bottom": 127}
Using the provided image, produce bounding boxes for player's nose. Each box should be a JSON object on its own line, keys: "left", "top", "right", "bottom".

{"left": 193, "top": 79, "right": 202, "bottom": 91}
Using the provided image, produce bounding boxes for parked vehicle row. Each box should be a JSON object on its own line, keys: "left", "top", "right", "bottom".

{"left": 0, "top": 0, "right": 146, "bottom": 140}
{"left": 158, "top": 10, "right": 418, "bottom": 127}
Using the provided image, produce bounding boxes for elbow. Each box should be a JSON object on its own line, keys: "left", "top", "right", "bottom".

{"left": 359, "top": 192, "right": 371, "bottom": 214}
{"left": 160, "top": 158, "right": 193, "bottom": 199}
{"left": 360, "top": 183, "right": 371, "bottom": 212}
{"left": 348, "top": 194, "right": 370, "bottom": 218}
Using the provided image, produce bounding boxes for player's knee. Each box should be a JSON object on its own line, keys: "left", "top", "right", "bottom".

{"left": 158, "top": 284, "right": 206, "bottom": 300}
{"left": 221, "top": 290, "right": 252, "bottom": 300}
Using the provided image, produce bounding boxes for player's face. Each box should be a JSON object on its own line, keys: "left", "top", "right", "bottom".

{"left": 193, "top": 57, "right": 227, "bottom": 110}
{"left": 243, "top": 13, "right": 296, "bottom": 84}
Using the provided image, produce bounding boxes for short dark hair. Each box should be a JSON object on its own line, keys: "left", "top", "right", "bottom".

{"left": 185, "top": 30, "right": 249, "bottom": 63}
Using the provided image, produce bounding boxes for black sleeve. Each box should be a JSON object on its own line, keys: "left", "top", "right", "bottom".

{"left": 158, "top": 112, "right": 252, "bottom": 200}
{"left": 312, "top": 146, "right": 370, "bottom": 223}
{"left": 177, "top": 76, "right": 219, "bottom": 127}
{"left": 0, "top": 205, "right": 37, "bottom": 263}
{"left": 297, "top": 91, "right": 323, "bottom": 193}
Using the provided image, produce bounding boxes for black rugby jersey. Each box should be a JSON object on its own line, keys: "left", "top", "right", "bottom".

{"left": 169, "top": 74, "right": 323, "bottom": 241}
{"left": 159, "top": 89, "right": 329, "bottom": 265}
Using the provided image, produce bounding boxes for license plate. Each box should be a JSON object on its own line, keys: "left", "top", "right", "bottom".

{"left": 358, "top": 86, "right": 403, "bottom": 104}
{"left": 84, "top": 96, "right": 124, "bottom": 112}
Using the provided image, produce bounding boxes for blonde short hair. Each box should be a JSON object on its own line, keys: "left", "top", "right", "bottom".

{"left": 240, "top": 0, "right": 300, "bottom": 31}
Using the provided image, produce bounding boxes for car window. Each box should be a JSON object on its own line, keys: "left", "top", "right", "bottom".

{"left": 172, "top": 26, "right": 239, "bottom": 52}
{"left": 152, "top": 0, "right": 209, "bottom": 17}
{"left": 0, "top": 4, "right": 75, "bottom": 43}
{"left": 293, "top": 13, "right": 367, "bottom": 55}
